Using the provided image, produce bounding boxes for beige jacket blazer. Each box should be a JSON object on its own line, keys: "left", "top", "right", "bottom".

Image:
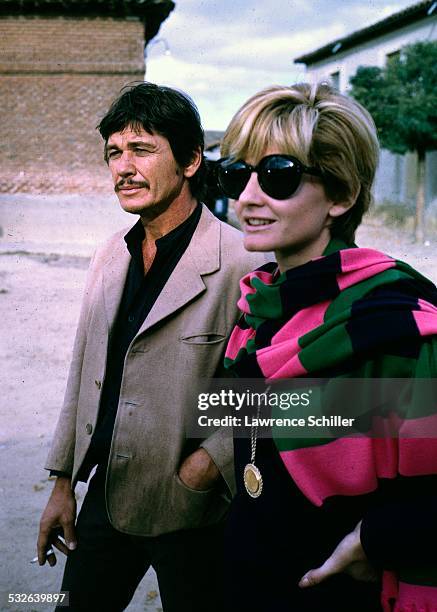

{"left": 45, "top": 206, "right": 267, "bottom": 536}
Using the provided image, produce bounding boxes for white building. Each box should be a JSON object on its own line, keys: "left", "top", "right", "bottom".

{"left": 294, "top": 0, "right": 437, "bottom": 213}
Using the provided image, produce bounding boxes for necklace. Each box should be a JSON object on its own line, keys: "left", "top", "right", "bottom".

{"left": 243, "top": 386, "right": 270, "bottom": 498}
{"left": 243, "top": 419, "right": 263, "bottom": 497}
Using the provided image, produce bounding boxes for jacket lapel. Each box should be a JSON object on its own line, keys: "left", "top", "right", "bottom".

{"left": 102, "top": 236, "right": 131, "bottom": 329}
{"left": 137, "top": 206, "right": 221, "bottom": 335}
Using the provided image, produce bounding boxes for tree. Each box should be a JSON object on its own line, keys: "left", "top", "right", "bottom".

{"left": 350, "top": 41, "right": 437, "bottom": 242}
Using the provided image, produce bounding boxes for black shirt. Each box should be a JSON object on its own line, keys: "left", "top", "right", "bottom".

{"left": 55, "top": 204, "right": 202, "bottom": 482}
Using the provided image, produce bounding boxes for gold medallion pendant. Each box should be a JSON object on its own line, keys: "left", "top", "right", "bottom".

{"left": 244, "top": 463, "right": 263, "bottom": 498}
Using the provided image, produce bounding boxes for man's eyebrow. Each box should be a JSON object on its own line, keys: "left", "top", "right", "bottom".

{"left": 126, "top": 140, "right": 157, "bottom": 149}
{"left": 106, "top": 140, "right": 157, "bottom": 148}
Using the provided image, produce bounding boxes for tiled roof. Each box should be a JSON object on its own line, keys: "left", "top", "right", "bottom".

{"left": 0, "top": 0, "right": 175, "bottom": 40}
{"left": 294, "top": 0, "right": 436, "bottom": 65}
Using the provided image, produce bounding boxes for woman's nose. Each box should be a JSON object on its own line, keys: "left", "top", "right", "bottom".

{"left": 237, "top": 172, "right": 264, "bottom": 205}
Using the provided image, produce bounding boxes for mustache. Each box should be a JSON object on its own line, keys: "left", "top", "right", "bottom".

{"left": 115, "top": 179, "right": 149, "bottom": 192}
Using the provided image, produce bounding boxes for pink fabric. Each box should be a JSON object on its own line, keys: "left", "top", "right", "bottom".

{"left": 372, "top": 412, "right": 437, "bottom": 443}
{"left": 268, "top": 354, "right": 307, "bottom": 379}
{"left": 399, "top": 413, "right": 437, "bottom": 439}
{"left": 372, "top": 413, "right": 437, "bottom": 476}
{"left": 396, "top": 581, "right": 437, "bottom": 611}
{"left": 271, "top": 300, "right": 330, "bottom": 343}
{"left": 225, "top": 327, "right": 255, "bottom": 361}
{"left": 382, "top": 572, "right": 437, "bottom": 611}
{"left": 414, "top": 304, "right": 437, "bottom": 337}
{"left": 340, "top": 248, "right": 394, "bottom": 271}
{"left": 256, "top": 302, "right": 330, "bottom": 379}
{"left": 256, "top": 339, "right": 307, "bottom": 379}
{"left": 279, "top": 417, "right": 437, "bottom": 505}
{"left": 237, "top": 270, "right": 273, "bottom": 313}
{"left": 399, "top": 436, "right": 437, "bottom": 476}
{"left": 279, "top": 438, "right": 380, "bottom": 506}
{"left": 338, "top": 249, "right": 395, "bottom": 290}
{"left": 418, "top": 298, "right": 437, "bottom": 314}
{"left": 372, "top": 437, "right": 399, "bottom": 479}
{"left": 381, "top": 571, "right": 399, "bottom": 612}
{"left": 371, "top": 413, "right": 437, "bottom": 474}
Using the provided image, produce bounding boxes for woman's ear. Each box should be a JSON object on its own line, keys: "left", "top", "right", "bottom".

{"left": 328, "top": 187, "right": 360, "bottom": 218}
{"left": 328, "top": 200, "right": 354, "bottom": 218}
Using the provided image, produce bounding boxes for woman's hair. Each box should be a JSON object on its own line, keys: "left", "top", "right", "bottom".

{"left": 221, "top": 83, "right": 379, "bottom": 243}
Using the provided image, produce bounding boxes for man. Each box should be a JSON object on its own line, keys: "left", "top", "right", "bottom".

{"left": 37, "top": 83, "right": 266, "bottom": 611}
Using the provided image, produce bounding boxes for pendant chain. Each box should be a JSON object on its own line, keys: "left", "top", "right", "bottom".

{"left": 250, "top": 407, "right": 259, "bottom": 463}
{"left": 250, "top": 385, "right": 270, "bottom": 463}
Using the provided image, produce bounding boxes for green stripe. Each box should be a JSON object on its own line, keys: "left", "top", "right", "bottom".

{"left": 325, "top": 268, "right": 410, "bottom": 320}
{"left": 247, "top": 276, "right": 283, "bottom": 320}
{"left": 394, "top": 259, "right": 436, "bottom": 287}
{"left": 299, "top": 323, "right": 353, "bottom": 373}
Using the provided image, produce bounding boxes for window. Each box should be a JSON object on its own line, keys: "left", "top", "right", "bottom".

{"left": 386, "top": 50, "right": 400, "bottom": 64}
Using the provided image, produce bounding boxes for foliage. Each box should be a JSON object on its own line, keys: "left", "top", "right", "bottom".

{"left": 350, "top": 41, "right": 437, "bottom": 156}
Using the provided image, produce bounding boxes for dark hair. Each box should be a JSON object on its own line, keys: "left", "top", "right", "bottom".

{"left": 97, "top": 82, "right": 206, "bottom": 199}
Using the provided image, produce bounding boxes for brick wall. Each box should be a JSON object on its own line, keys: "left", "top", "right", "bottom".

{"left": 0, "top": 16, "right": 145, "bottom": 193}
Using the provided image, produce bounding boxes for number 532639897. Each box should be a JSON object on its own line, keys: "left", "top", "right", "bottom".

{"left": 7, "top": 592, "right": 68, "bottom": 604}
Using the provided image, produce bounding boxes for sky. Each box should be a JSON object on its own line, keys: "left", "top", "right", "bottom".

{"left": 145, "top": 0, "right": 417, "bottom": 130}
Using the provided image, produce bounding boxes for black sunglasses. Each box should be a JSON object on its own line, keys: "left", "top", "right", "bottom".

{"left": 217, "top": 154, "right": 322, "bottom": 201}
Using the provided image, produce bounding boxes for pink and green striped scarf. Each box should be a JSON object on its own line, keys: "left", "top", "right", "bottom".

{"left": 224, "top": 239, "right": 437, "bottom": 611}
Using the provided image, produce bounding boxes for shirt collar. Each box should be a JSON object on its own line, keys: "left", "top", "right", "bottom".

{"left": 123, "top": 203, "right": 202, "bottom": 260}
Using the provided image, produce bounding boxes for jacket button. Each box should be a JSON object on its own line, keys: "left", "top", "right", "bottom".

{"left": 95, "top": 380, "right": 102, "bottom": 390}
{"left": 85, "top": 423, "right": 93, "bottom": 435}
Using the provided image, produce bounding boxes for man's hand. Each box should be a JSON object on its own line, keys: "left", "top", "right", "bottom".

{"left": 178, "top": 448, "right": 220, "bottom": 491}
{"left": 37, "top": 476, "right": 77, "bottom": 566}
{"left": 299, "top": 521, "right": 378, "bottom": 588}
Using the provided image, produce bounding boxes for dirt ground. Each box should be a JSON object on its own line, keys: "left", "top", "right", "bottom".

{"left": 0, "top": 195, "right": 435, "bottom": 611}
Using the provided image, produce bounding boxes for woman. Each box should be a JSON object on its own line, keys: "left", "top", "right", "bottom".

{"left": 219, "top": 83, "right": 437, "bottom": 611}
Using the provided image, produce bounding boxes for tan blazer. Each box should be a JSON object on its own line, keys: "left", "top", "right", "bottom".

{"left": 45, "top": 206, "right": 268, "bottom": 536}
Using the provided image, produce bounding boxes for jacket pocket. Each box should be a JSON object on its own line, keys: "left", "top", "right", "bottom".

{"left": 171, "top": 472, "right": 231, "bottom": 529}
{"left": 171, "top": 473, "right": 215, "bottom": 526}
{"left": 180, "top": 332, "right": 226, "bottom": 345}
{"left": 174, "top": 472, "right": 214, "bottom": 494}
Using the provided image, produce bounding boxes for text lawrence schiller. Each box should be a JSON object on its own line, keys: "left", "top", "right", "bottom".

{"left": 198, "top": 415, "right": 356, "bottom": 427}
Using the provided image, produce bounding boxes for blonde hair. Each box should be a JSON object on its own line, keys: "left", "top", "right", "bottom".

{"left": 221, "top": 83, "right": 379, "bottom": 243}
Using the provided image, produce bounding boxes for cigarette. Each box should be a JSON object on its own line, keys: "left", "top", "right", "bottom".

{"left": 30, "top": 547, "right": 55, "bottom": 563}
